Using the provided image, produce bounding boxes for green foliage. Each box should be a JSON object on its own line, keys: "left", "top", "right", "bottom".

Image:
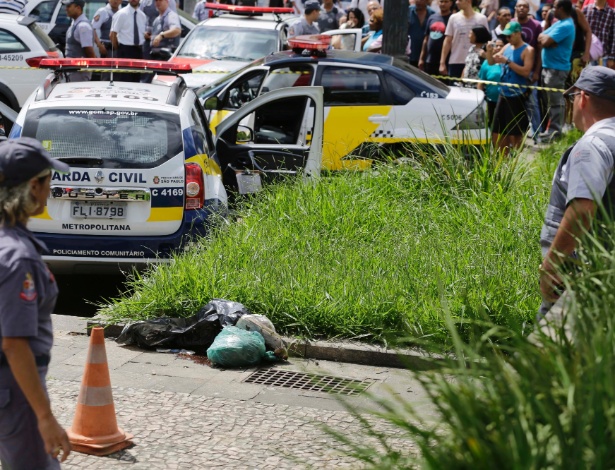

{"left": 99, "top": 139, "right": 553, "bottom": 344}
{"left": 327, "top": 218, "right": 615, "bottom": 469}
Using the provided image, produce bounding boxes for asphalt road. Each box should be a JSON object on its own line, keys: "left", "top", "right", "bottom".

{"left": 54, "top": 274, "right": 128, "bottom": 317}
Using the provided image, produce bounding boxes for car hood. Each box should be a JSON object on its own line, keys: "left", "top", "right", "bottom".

{"left": 181, "top": 60, "right": 247, "bottom": 88}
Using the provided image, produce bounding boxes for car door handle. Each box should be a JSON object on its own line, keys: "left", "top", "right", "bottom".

{"left": 368, "top": 115, "right": 390, "bottom": 123}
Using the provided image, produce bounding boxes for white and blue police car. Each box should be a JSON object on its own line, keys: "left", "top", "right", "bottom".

{"left": 9, "top": 58, "right": 324, "bottom": 273}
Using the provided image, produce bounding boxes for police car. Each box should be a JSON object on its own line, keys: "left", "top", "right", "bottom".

{"left": 198, "top": 35, "right": 488, "bottom": 171}
{"left": 8, "top": 58, "right": 324, "bottom": 273}
{"left": 0, "top": 14, "right": 62, "bottom": 113}
{"left": 156, "top": 4, "right": 298, "bottom": 88}
{"left": 22, "top": 0, "right": 196, "bottom": 53}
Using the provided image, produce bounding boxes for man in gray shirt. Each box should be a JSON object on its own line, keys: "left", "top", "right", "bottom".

{"left": 288, "top": 0, "right": 321, "bottom": 37}
{"left": 538, "top": 66, "right": 615, "bottom": 330}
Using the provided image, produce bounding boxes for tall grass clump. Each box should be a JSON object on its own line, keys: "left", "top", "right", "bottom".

{"left": 328, "top": 212, "right": 615, "bottom": 469}
{"left": 99, "top": 137, "right": 552, "bottom": 344}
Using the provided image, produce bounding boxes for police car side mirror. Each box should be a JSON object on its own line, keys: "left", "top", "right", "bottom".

{"left": 204, "top": 96, "right": 220, "bottom": 110}
{"left": 236, "top": 125, "right": 253, "bottom": 143}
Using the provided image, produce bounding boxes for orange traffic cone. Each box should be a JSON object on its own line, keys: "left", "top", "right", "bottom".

{"left": 67, "top": 327, "right": 133, "bottom": 456}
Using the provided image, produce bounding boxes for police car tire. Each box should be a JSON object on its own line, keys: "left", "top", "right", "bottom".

{"left": 0, "top": 86, "right": 19, "bottom": 112}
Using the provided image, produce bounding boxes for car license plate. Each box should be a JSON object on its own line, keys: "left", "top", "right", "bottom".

{"left": 71, "top": 201, "right": 127, "bottom": 219}
{"left": 236, "top": 171, "right": 262, "bottom": 195}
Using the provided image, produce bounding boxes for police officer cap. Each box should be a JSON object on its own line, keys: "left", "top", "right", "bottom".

{"left": 304, "top": 0, "right": 320, "bottom": 12}
{"left": 565, "top": 66, "right": 615, "bottom": 102}
{"left": 61, "top": 0, "right": 85, "bottom": 7}
{"left": 0, "top": 138, "right": 69, "bottom": 188}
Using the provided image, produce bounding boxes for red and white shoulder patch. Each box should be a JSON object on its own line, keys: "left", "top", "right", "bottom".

{"left": 19, "top": 272, "right": 38, "bottom": 302}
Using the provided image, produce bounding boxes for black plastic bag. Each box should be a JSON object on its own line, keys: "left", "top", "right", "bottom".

{"left": 115, "top": 299, "right": 251, "bottom": 354}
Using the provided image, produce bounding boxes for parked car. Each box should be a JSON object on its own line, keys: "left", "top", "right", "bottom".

{"left": 22, "top": 0, "right": 196, "bottom": 53}
{"left": 0, "top": 14, "right": 61, "bottom": 112}
{"left": 9, "top": 57, "right": 324, "bottom": 273}
{"left": 155, "top": 3, "right": 298, "bottom": 88}
{"left": 197, "top": 35, "right": 488, "bottom": 171}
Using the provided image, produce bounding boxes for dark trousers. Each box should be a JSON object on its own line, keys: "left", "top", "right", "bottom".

{"left": 117, "top": 44, "right": 143, "bottom": 82}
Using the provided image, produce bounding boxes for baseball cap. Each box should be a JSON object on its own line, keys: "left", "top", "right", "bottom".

{"left": 62, "top": 0, "right": 85, "bottom": 7}
{"left": 304, "top": 0, "right": 320, "bottom": 12}
{"left": 0, "top": 138, "right": 69, "bottom": 188}
{"left": 564, "top": 65, "right": 615, "bottom": 101}
{"left": 501, "top": 21, "right": 522, "bottom": 35}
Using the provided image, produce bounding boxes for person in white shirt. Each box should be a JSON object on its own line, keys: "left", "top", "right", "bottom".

{"left": 110, "top": 0, "right": 147, "bottom": 81}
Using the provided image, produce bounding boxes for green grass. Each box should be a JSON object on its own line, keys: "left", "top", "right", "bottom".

{"left": 327, "top": 210, "right": 615, "bottom": 469}
{"left": 99, "top": 137, "right": 565, "bottom": 344}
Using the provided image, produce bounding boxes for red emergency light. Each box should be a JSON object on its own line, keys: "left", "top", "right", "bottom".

{"left": 36, "top": 58, "right": 192, "bottom": 73}
{"left": 288, "top": 35, "right": 331, "bottom": 52}
{"left": 203, "top": 3, "right": 294, "bottom": 14}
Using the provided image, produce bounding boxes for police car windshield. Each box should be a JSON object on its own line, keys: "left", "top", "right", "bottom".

{"left": 196, "top": 58, "right": 266, "bottom": 100}
{"left": 21, "top": 109, "right": 182, "bottom": 169}
{"left": 177, "top": 26, "right": 278, "bottom": 61}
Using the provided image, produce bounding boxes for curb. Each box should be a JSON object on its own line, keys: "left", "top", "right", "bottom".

{"left": 85, "top": 320, "right": 440, "bottom": 371}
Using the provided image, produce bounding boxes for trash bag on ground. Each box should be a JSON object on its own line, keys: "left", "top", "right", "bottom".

{"left": 207, "top": 326, "right": 266, "bottom": 367}
{"left": 116, "top": 299, "right": 251, "bottom": 354}
{"left": 236, "top": 314, "right": 288, "bottom": 360}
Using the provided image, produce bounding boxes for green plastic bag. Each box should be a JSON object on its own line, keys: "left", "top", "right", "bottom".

{"left": 207, "top": 326, "right": 266, "bottom": 367}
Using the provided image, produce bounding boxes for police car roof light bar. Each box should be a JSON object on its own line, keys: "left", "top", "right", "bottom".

{"left": 288, "top": 35, "right": 331, "bottom": 56}
{"left": 203, "top": 3, "right": 294, "bottom": 15}
{"left": 37, "top": 58, "right": 192, "bottom": 74}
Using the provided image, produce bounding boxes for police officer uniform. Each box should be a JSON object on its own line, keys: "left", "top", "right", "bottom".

{"left": 317, "top": 5, "right": 343, "bottom": 33}
{"left": 152, "top": 7, "right": 181, "bottom": 54}
{"left": 0, "top": 138, "right": 69, "bottom": 470}
{"left": 140, "top": 0, "right": 176, "bottom": 60}
{"left": 539, "top": 66, "right": 615, "bottom": 319}
{"left": 62, "top": 0, "right": 94, "bottom": 81}
{"left": 92, "top": 2, "right": 117, "bottom": 56}
{"left": 288, "top": 0, "right": 320, "bottom": 37}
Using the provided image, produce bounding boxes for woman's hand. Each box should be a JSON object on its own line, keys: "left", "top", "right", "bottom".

{"left": 38, "top": 414, "right": 71, "bottom": 462}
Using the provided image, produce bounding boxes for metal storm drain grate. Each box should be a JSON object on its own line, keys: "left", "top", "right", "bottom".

{"left": 244, "top": 368, "right": 376, "bottom": 396}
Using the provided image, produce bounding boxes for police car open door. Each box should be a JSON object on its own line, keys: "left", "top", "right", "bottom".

{"left": 213, "top": 86, "right": 324, "bottom": 195}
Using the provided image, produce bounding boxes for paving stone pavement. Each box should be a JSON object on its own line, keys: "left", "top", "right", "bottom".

{"left": 46, "top": 316, "right": 432, "bottom": 469}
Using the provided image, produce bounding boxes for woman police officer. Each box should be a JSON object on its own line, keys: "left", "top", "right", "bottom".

{"left": 0, "top": 138, "right": 71, "bottom": 469}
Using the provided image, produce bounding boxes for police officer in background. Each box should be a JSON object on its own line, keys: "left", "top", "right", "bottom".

{"left": 288, "top": 0, "right": 320, "bottom": 37}
{"left": 0, "top": 138, "right": 71, "bottom": 470}
{"left": 62, "top": 0, "right": 96, "bottom": 81}
{"left": 92, "top": 0, "right": 122, "bottom": 57}
{"left": 148, "top": 0, "right": 181, "bottom": 57}
{"left": 140, "top": 0, "right": 177, "bottom": 61}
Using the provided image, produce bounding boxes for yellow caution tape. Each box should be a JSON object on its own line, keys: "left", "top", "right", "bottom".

{"left": 433, "top": 75, "right": 567, "bottom": 93}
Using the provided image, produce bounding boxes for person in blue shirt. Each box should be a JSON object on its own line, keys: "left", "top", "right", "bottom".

{"left": 478, "top": 37, "right": 505, "bottom": 126}
{"left": 538, "top": 0, "right": 575, "bottom": 141}
{"left": 487, "top": 21, "right": 535, "bottom": 153}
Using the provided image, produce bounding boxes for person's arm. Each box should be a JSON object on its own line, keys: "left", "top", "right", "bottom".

{"left": 486, "top": 42, "right": 503, "bottom": 65}
{"left": 508, "top": 44, "right": 534, "bottom": 78}
{"left": 2, "top": 337, "right": 71, "bottom": 462}
{"left": 418, "top": 32, "right": 429, "bottom": 70}
{"left": 540, "top": 198, "right": 596, "bottom": 301}
{"left": 84, "top": 46, "right": 97, "bottom": 58}
{"left": 93, "top": 31, "right": 107, "bottom": 57}
{"left": 538, "top": 31, "right": 556, "bottom": 47}
{"left": 439, "top": 35, "right": 452, "bottom": 74}
{"left": 110, "top": 31, "right": 119, "bottom": 50}
{"left": 575, "top": 8, "right": 592, "bottom": 64}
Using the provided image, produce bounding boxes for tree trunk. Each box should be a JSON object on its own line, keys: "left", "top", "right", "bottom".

{"left": 382, "top": 0, "right": 408, "bottom": 60}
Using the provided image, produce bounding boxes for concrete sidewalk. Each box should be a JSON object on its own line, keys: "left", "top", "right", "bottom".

{"left": 48, "top": 315, "right": 434, "bottom": 469}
